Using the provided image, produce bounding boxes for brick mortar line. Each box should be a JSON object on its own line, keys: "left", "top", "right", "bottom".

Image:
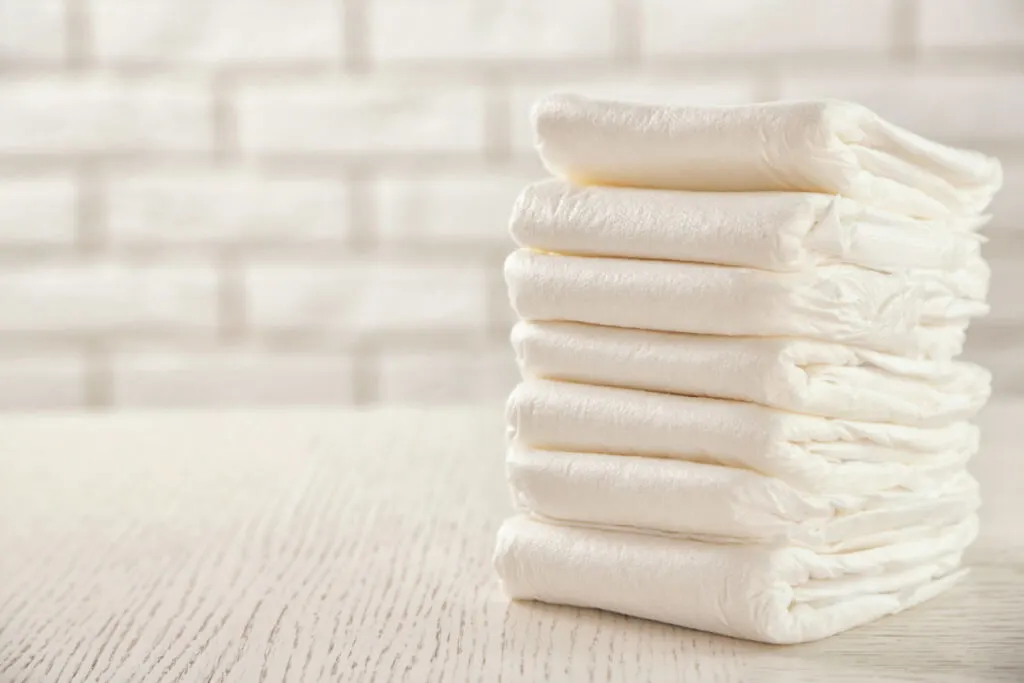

{"left": 0, "top": 329, "right": 501, "bottom": 350}
{"left": 0, "top": 340, "right": 93, "bottom": 354}
{"left": 65, "top": 0, "right": 92, "bottom": 69}
{"left": 613, "top": 0, "right": 642, "bottom": 64}
{"left": 0, "top": 332, "right": 223, "bottom": 346}
{"left": 904, "top": 49, "right": 1024, "bottom": 65}
{"left": 0, "top": 65, "right": 340, "bottom": 80}
{"left": 0, "top": 251, "right": 221, "bottom": 266}
{"left": 0, "top": 243, "right": 509, "bottom": 259}
{"left": 75, "top": 163, "right": 105, "bottom": 252}
{"left": 0, "top": 153, "right": 492, "bottom": 172}
{"left": 261, "top": 330, "right": 497, "bottom": 352}
{"left": 0, "top": 51, "right": 1022, "bottom": 80}
{"left": 217, "top": 253, "right": 246, "bottom": 341}
{"left": 0, "top": 156, "right": 546, "bottom": 175}
{"left": 342, "top": 0, "right": 370, "bottom": 74}
{"left": 213, "top": 74, "right": 240, "bottom": 163}
{"left": 345, "top": 169, "right": 377, "bottom": 252}
{"left": 84, "top": 341, "right": 112, "bottom": 408}
{"left": 0, "top": 247, "right": 505, "bottom": 267}
{"left": 238, "top": 250, "right": 504, "bottom": 267}
{"left": 351, "top": 351, "right": 378, "bottom": 405}
{"left": 0, "top": 334, "right": 487, "bottom": 357}
{"left": 892, "top": 0, "right": 920, "bottom": 61}
{"left": 0, "top": 154, "right": 223, "bottom": 171}
{"left": 0, "top": 247, "right": 83, "bottom": 258}
{"left": 255, "top": 52, "right": 1024, "bottom": 76}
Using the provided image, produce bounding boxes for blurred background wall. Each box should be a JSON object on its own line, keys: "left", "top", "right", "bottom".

{"left": 0, "top": 0, "right": 1020, "bottom": 410}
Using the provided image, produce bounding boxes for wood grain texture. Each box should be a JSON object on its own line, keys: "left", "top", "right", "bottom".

{"left": 0, "top": 402, "right": 1022, "bottom": 683}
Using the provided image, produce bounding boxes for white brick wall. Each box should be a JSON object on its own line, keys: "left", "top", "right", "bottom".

{"left": 237, "top": 83, "right": 487, "bottom": 155}
{"left": 0, "top": 355, "right": 87, "bottom": 410}
{"left": 378, "top": 349, "right": 518, "bottom": 403}
{"left": 106, "top": 172, "right": 350, "bottom": 245}
{"left": 375, "top": 170, "right": 529, "bottom": 246}
{"left": 0, "top": 79, "right": 214, "bottom": 154}
{"left": 0, "top": 263, "right": 218, "bottom": 333}
{"left": 0, "top": 0, "right": 1021, "bottom": 410}
{"left": 91, "top": 0, "right": 343, "bottom": 65}
{"left": 245, "top": 262, "right": 488, "bottom": 338}
{"left": 919, "top": 0, "right": 1024, "bottom": 50}
{"left": 0, "top": 177, "right": 77, "bottom": 246}
{"left": 0, "top": 0, "right": 65, "bottom": 63}
{"left": 368, "top": 0, "right": 615, "bottom": 62}
{"left": 642, "top": 0, "right": 896, "bottom": 56}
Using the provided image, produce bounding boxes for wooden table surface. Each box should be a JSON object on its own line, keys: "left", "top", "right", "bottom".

{"left": 1, "top": 402, "right": 1022, "bottom": 683}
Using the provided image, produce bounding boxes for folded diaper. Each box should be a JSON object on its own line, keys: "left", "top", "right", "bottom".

{"left": 510, "top": 180, "right": 987, "bottom": 273}
{"left": 507, "top": 380, "right": 978, "bottom": 494}
{"left": 505, "top": 249, "right": 989, "bottom": 358}
{"left": 494, "top": 514, "right": 977, "bottom": 644}
{"left": 532, "top": 95, "right": 1002, "bottom": 218}
{"left": 508, "top": 444, "right": 979, "bottom": 550}
{"left": 512, "top": 321, "right": 991, "bottom": 426}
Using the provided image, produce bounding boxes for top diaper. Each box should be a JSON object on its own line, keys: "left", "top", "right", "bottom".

{"left": 533, "top": 95, "right": 1002, "bottom": 218}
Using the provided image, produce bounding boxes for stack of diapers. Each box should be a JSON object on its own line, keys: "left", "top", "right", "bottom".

{"left": 494, "top": 95, "right": 1002, "bottom": 644}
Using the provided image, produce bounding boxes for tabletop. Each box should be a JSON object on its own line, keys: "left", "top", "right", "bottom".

{"left": 0, "top": 401, "right": 1022, "bottom": 683}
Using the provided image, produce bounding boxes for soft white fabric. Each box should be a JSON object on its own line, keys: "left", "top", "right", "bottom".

{"left": 507, "top": 379, "right": 978, "bottom": 494}
{"left": 508, "top": 444, "right": 979, "bottom": 550}
{"left": 494, "top": 515, "right": 976, "bottom": 644}
{"left": 505, "top": 249, "right": 989, "bottom": 359}
{"left": 512, "top": 321, "right": 991, "bottom": 426}
{"left": 532, "top": 95, "right": 1002, "bottom": 218}
{"left": 510, "top": 180, "right": 987, "bottom": 273}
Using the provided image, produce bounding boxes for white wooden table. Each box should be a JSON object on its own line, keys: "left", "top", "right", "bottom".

{"left": 1, "top": 402, "right": 1022, "bottom": 682}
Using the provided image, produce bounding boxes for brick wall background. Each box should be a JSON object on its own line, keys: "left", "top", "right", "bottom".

{"left": 0, "top": 0, "right": 1021, "bottom": 410}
